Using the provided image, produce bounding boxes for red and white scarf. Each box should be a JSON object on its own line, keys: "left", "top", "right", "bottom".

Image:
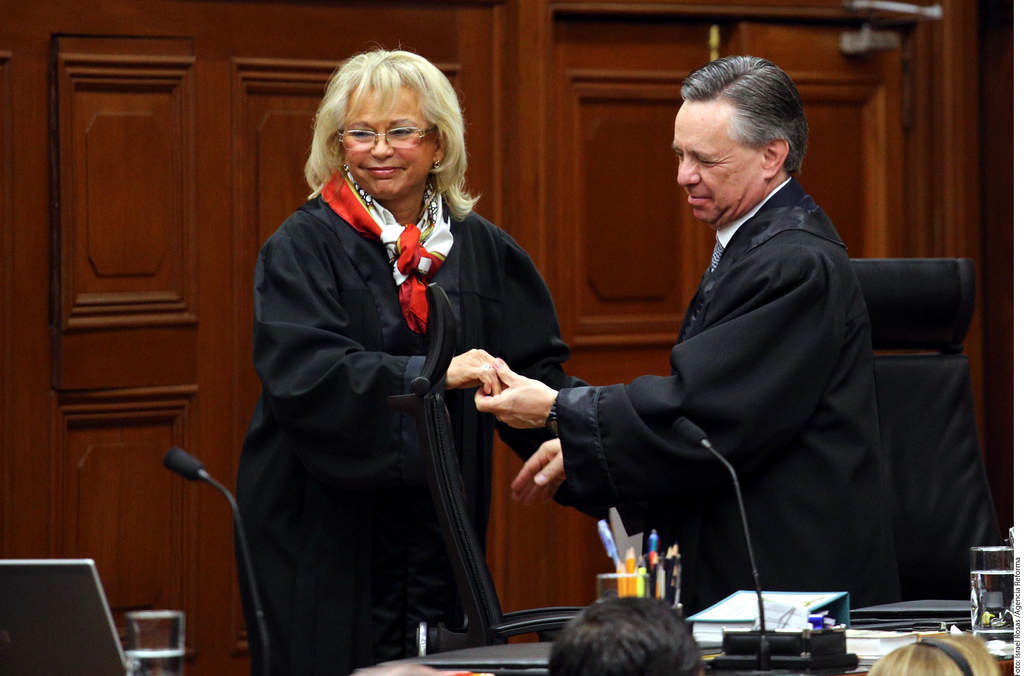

{"left": 321, "top": 170, "right": 453, "bottom": 333}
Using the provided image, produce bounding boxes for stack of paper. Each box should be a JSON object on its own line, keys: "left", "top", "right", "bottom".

{"left": 844, "top": 629, "right": 945, "bottom": 658}
{"left": 687, "top": 590, "right": 851, "bottom": 646}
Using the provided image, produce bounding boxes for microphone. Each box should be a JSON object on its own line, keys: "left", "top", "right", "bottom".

{"left": 163, "top": 447, "right": 271, "bottom": 676}
{"left": 672, "top": 418, "right": 856, "bottom": 672}
{"left": 163, "top": 446, "right": 205, "bottom": 480}
{"left": 672, "top": 418, "right": 769, "bottom": 670}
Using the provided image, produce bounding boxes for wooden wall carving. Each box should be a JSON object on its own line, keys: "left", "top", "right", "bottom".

{"left": 52, "top": 386, "right": 198, "bottom": 648}
{"left": 51, "top": 37, "right": 199, "bottom": 391}
{"left": 54, "top": 46, "right": 197, "bottom": 331}
{"left": 564, "top": 71, "right": 687, "bottom": 345}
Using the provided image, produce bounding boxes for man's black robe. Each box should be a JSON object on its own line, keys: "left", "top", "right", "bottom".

{"left": 237, "top": 199, "right": 579, "bottom": 676}
{"left": 555, "top": 179, "right": 901, "bottom": 612}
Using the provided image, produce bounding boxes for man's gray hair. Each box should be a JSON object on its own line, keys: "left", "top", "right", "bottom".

{"left": 680, "top": 55, "right": 808, "bottom": 174}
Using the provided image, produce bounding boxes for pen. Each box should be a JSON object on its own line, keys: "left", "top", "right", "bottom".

{"left": 597, "top": 519, "right": 621, "bottom": 569}
{"left": 647, "top": 529, "right": 659, "bottom": 569}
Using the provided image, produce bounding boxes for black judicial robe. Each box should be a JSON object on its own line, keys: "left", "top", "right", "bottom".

{"left": 237, "top": 198, "right": 579, "bottom": 676}
{"left": 554, "top": 179, "right": 901, "bottom": 612}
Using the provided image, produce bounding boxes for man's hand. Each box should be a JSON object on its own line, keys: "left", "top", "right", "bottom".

{"left": 474, "top": 359, "right": 557, "bottom": 428}
{"left": 511, "top": 438, "right": 565, "bottom": 504}
{"left": 446, "top": 348, "right": 502, "bottom": 394}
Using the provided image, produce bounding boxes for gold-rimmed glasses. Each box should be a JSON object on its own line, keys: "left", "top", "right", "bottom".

{"left": 337, "top": 126, "right": 436, "bottom": 150}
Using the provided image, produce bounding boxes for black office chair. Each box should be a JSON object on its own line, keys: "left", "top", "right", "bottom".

{"left": 389, "top": 283, "right": 580, "bottom": 655}
{"left": 851, "top": 258, "right": 1002, "bottom": 601}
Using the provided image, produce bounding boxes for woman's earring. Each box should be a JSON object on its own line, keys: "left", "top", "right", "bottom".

{"left": 432, "top": 160, "right": 441, "bottom": 169}
{"left": 343, "top": 162, "right": 350, "bottom": 173}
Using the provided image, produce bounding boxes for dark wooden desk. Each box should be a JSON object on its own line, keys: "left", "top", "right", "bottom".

{"left": 391, "top": 641, "right": 1014, "bottom": 675}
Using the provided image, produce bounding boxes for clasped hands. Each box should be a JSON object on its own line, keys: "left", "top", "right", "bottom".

{"left": 473, "top": 359, "right": 566, "bottom": 504}
{"left": 447, "top": 353, "right": 565, "bottom": 503}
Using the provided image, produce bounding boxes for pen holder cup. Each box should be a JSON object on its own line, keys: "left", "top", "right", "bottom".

{"left": 596, "top": 572, "right": 650, "bottom": 601}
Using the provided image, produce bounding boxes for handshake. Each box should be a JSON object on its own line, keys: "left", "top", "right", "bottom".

{"left": 448, "top": 352, "right": 565, "bottom": 504}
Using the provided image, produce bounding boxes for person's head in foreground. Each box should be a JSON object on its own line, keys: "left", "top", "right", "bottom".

{"left": 549, "top": 597, "right": 703, "bottom": 676}
{"left": 867, "top": 634, "right": 1000, "bottom": 676}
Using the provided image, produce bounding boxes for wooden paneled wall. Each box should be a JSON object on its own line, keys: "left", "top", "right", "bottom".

{"left": 0, "top": 2, "right": 1012, "bottom": 675}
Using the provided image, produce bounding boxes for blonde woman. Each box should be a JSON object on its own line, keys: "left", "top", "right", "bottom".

{"left": 868, "top": 634, "right": 1000, "bottom": 676}
{"left": 237, "top": 49, "right": 581, "bottom": 676}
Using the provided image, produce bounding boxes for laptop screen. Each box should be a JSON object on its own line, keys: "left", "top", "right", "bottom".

{"left": 0, "top": 559, "right": 127, "bottom": 675}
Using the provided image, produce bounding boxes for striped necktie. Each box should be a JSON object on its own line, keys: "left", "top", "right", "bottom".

{"left": 710, "top": 240, "right": 724, "bottom": 272}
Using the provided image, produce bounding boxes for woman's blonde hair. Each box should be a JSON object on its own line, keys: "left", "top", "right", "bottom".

{"left": 867, "top": 634, "right": 1000, "bottom": 676}
{"left": 304, "top": 48, "right": 478, "bottom": 220}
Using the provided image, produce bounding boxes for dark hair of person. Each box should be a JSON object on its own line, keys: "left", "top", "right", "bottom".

{"left": 548, "top": 597, "right": 702, "bottom": 676}
{"left": 680, "top": 55, "right": 808, "bottom": 174}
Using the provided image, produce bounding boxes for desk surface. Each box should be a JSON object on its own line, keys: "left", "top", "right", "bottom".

{"left": 390, "top": 641, "right": 1014, "bottom": 676}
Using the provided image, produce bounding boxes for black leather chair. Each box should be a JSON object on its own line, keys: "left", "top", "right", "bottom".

{"left": 851, "top": 258, "right": 1002, "bottom": 602}
{"left": 388, "top": 283, "right": 580, "bottom": 655}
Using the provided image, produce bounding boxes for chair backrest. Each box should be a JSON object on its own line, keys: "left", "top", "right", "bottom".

{"left": 388, "top": 284, "right": 505, "bottom": 651}
{"left": 851, "top": 258, "right": 1002, "bottom": 601}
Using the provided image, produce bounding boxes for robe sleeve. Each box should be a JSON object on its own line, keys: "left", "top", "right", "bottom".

{"left": 556, "top": 239, "right": 851, "bottom": 509}
{"left": 251, "top": 222, "right": 422, "bottom": 490}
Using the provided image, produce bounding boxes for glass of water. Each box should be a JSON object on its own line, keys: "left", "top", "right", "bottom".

{"left": 969, "top": 546, "right": 1014, "bottom": 644}
{"left": 124, "top": 610, "right": 185, "bottom": 676}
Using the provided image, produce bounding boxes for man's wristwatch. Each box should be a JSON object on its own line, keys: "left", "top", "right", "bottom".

{"left": 545, "top": 398, "right": 558, "bottom": 437}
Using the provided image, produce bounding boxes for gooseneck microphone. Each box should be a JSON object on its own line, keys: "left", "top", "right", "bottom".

{"left": 672, "top": 418, "right": 770, "bottom": 670}
{"left": 163, "top": 447, "right": 271, "bottom": 676}
{"left": 672, "top": 419, "right": 857, "bottom": 672}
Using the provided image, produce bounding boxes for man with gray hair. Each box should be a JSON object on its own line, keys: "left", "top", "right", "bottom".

{"left": 477, "top": 56, "right": 900, "bottom": 611}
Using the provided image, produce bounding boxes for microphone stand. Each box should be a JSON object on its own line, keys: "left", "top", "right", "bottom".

{"left": 163, "top": 447, "right": 271, "bottom": 676}
{"left": 673, "top": 419, "right": 856, "bottom": 672}
{"left": 698, "top": 436, "right": 770, "bottom": 669}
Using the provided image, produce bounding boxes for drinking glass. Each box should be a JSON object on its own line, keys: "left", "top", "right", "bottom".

{"left": 969, "top": 546, "right": 1014, "bottom": 644}
{"left": 124, "top": 610, "right": 185, "bottom": 676}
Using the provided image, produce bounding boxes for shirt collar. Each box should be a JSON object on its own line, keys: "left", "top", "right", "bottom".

{"left": 716, "top": 177, "right": 791, "bottom": 250}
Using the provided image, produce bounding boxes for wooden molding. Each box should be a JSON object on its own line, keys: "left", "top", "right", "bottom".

{"left": 54, "top": 47, "right": 198, "bottom": 331}
{"left": 52, "top": 385, "right": 199, "bottom": 655}
{"left": 551, "top": 1, "right": 880, "bottom": 20}
{"left": 561, "top": 69, "right": 689, "bottom": 346}
{"left": 0, "top": 50, "right": 12, "bottom": 556}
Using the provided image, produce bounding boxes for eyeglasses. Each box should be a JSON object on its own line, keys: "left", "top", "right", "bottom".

{"left": 337, "top": 126, "right": 436, "bottom": 150}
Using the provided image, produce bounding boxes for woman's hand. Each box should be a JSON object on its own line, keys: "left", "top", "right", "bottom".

{"left": 445, "top": 349, "right": 502, "bottom": 394}
{"left": 474, "top": 359, "right": 557, "bottom": 428}
{"left": 511, "top": 439, "right": 565, "bottom": 504}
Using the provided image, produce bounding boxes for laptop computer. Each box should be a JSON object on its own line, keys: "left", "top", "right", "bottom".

{"left": 0, "top": 559, "right": 128, "bottom": 675}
